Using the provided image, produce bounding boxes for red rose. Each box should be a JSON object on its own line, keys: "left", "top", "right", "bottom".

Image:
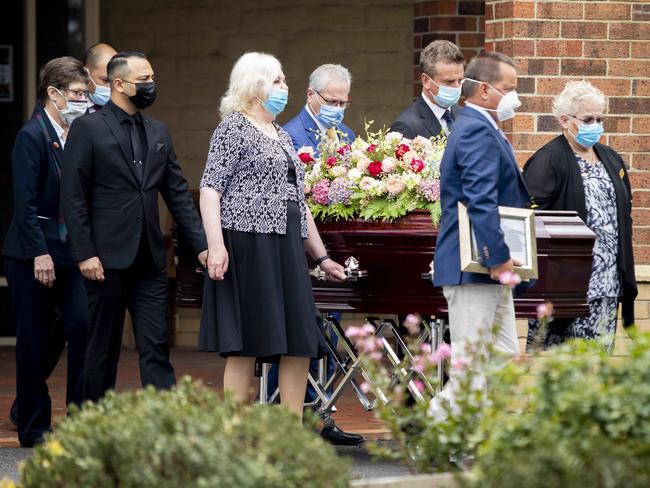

{"left": 298, "top": 152, "right": 314, "bottom": 164}
{"left": 326, "top": 156, "right": 338, "bottom": 167}
{"left": 395, "top": 143, "right": 410, "bottom": 160}
{"left": 337, "top": 144, "right": 351, "bottom": 155}
{"left": 410, "top": 159, "right": 424, "bottom": 173}
{"left": 368, "top": 161, "right": 383, "bottom": 176}
{"left": 366, "top": 144, "right": 377, "bottom": 153}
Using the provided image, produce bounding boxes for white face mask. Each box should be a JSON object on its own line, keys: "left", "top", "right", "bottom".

{"left": 462, "top": 78, "right": 521, "bottom": 122}
{"left": 53, "top": 88, "right": 87, "bottom": 125}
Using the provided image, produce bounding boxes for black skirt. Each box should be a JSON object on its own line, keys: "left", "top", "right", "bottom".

{"left": 199, "top": 201, "right": 327, "bottom": 363}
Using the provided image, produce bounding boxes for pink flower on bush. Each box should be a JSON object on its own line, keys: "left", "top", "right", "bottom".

{"left": 403, "top": 314, "right": 421, "bottom": 335}
{"left": 395, "top": 143, "right": 410, "bottom": 160}
{"left": 413, "top": 380, "right": 425, "bottom": 393}
{"left": 345, "top": 322, "right": 375, "bottom": 339}
{"left": 368, "top": 161, "right": 383, "bottom": 177}
{"left": 536, "top": 302, "right": 554, "bottom": 319}
{"left": 451, "top": 356, "right": 470, "bottom": 371}
{"left": 433, "top": 343, "right": 452, "bottom": 362}
{"left": 420, "top": 344, "right": 432, "bottom": 354}
{"left": 499, "top": 270, "right": 522, "bottom": 288}
{"left": 311, "top": 179, "right": 330, "bottom": 205}
{"left": 410, "top": 159, "right": 424, "bottom": 173}
{"left": 360, "top": 382, "right": 371, "bottom": 394}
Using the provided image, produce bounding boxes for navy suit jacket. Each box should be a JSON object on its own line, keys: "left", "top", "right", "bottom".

{"left": 433, "top": 106, "right": 530, "bottom": 287}
{"left": 283, "top": 106, "right": 355, "bottom": 154}
{"left": 3, "top": 106, "right": 75, "bottom": 267}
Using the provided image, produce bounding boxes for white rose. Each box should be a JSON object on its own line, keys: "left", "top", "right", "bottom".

{"left": 381, "top": 157, "right": 398, "bottom": 173}
{"left": 348, "top": 168, "right": 363, "bottom": 181}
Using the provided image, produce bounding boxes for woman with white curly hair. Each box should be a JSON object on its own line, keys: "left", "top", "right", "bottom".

{"left": 524, "top": 80, "right": 637, "bottom": 352}
{"left": 198, "top": 52, "right": 346, "bottom": 420}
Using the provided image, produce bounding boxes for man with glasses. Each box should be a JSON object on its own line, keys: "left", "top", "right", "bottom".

{"left": 391, "top": 40, "right": 465, "bottom": 138}
{"left": 277, "top": 64, "right": 363, "bottom": 446}
{"left": 61, "top": 52, "right": 207, "bottom": 402}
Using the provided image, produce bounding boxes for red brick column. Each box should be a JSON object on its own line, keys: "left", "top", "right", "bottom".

{"left": 413, "top": 1, "right": 486, "bottom": 97}
{"left": 485, "top": 0, "right": 650, "bottom": 262}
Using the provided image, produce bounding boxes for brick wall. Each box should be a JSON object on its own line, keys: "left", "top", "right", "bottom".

{"left": 413, "top": 1, "right": 486, "bottom": 96}
{"left": 484, "top": 0, "right": 650, "bottom": 264}
{"left": 101, "top": 0, "right": 414, "bottom": 189}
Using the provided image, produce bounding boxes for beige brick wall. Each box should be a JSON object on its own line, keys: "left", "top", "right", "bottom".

{"left": 101, "top": 0, "right": 414, "bottom": 191}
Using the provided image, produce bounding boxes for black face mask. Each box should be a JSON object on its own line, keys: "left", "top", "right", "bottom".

{"left": 127, "top": 81, "right": 156, "bottom": 109}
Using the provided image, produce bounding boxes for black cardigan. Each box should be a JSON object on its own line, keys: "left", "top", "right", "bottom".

{"left": 523, "top": 134, "right": 637, "bottom": 328}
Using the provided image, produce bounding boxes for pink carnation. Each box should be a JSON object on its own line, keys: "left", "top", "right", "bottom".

{"left": 311, "top": 179, "right": 330, "bottom": 205}
{"left": 326, "top": 156, "right": 337, "bottom": 167}
{"left": 410, "top": 159, "right": 424, "bottom": 173}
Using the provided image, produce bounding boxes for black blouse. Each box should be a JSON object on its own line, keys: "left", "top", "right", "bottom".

{"left": 522, "top": 134, "right": 637, "bottom": 328}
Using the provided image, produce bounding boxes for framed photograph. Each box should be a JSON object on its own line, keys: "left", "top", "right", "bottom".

{"left": 458, "top": 202, "right": 538, "bottom": 279}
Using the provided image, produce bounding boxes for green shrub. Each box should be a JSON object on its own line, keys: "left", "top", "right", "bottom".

{"left": 470, "top": 335, "right": 650, "bottom": 488}
{"left": 20, "top": 377, "right": 350, "bottom": 488}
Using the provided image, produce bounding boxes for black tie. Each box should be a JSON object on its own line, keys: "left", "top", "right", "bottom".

{"left": 128, "top": 117, "right": 144, "bottom": 182}
{"left": 441, "top": 110, "right": 454, "bottom": 132}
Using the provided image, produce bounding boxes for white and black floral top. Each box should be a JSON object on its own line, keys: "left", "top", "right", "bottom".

{"left": 200, "top": 111, "right": 308, "bottom": 238}
{"left": 577, "top": 155, "right": 621, "bottom": 300}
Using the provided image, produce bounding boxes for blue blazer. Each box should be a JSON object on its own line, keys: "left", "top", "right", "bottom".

{"left": 283, "top": 106, "right": 355, "bottom": 154}
{"left": 2, "top": 106, "right": 75, "bottom": 267}
{"left": 433, "top": 106, "right": 530, "bottom": 287}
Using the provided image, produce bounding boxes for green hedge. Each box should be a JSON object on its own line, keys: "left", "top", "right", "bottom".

{"left": 19, "top": 377, "right": 349, "bottom": 488}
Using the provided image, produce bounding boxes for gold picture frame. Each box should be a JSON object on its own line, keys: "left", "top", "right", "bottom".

{"left": 458, "top": 202, "right": 538, "bottom": 279}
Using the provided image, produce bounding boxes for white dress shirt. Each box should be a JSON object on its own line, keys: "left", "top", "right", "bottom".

{"left": 44, "top": 107, "right": 67, "bottom": 148}
{"left": 421, "top": 92, "right": 453, "bottom": 135}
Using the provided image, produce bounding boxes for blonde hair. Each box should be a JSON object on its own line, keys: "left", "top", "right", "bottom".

{"left": 552, "top": 81, "right": 606, "bottom": 119}
{"left": 219, "top": 52, "right": 283, "bottom": 119}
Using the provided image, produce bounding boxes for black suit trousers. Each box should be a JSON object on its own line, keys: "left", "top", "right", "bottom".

{"left": 82, "top": 234, "right": 175, "bottom": 402}
{"left": 5, "top": 258, "right": 88, "bottom": 445}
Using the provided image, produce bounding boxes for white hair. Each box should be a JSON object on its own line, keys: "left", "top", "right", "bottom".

{"left": 308, "top": 64, "right": 351, "bottom": 92}
{"left": 219, "top": 52, "right": 283, "bottom": 119}
{"left": 552, "top": 80, "right": 606, "bottom": 119}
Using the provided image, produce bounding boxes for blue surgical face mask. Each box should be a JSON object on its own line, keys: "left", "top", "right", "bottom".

{"left": 316, "top": 103, "right": 345, "bottom": 128}
{"left": 260, "top": 88, "right": 288, "bottom": 116}
{"left": 428, "top": 78, "right": 461, "bottom": 108}
{"left": 88, "top": 84, "right": 110, "bottom": 106}
{"left": 569, "top": 118, "right": 604, "bottom": 148}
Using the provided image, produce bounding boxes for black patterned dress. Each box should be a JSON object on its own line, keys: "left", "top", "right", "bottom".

{"left": 527, "top": 154, "right": 621, "bottom": 352}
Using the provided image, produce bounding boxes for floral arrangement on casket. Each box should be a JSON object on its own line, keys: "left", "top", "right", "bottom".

{"left": 299, "top": 124, "right": 446, "bottom": 223}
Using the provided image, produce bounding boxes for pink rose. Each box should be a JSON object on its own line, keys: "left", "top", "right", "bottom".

{"left": 386, "top": 177, "right": 406, "bottom": 196}
{"left": 381, "top": 158, "right": 397, "bottom": 173}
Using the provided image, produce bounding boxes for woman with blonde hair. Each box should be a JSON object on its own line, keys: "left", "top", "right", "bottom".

{"left": 524, "top": 80, "right": 636, "bottom": 352}
{"left": 198, "top": 52, "right": 346, "bottom": 419}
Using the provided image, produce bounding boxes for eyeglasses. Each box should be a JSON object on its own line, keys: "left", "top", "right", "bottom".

{"left": 62, "top": 88, "right": 88, "bottom": 100}
{"left": 315, "top": 91, "right": 352, "bottom": 109}
{"left": 570, "top": 114, "right": 604, "bottom": 125}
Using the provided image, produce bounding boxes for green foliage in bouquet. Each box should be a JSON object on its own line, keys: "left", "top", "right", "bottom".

{"left": 18, "top": 378, "right": 350, "bottom": 488}
{"left": 300, "top": 121, "right": 445, "bottom": 224}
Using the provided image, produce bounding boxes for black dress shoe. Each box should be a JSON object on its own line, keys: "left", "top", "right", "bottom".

{"left": 321, "top": 425, "right": 364, "bottom": 446}
{"left": 9, "top": 398, "right": 18, "bottom": 427}
{"left": 19, "top": 436, "right": 45, "bottom": 448}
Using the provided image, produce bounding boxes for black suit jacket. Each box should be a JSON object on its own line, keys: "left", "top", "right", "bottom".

{"left": 61, "top": 103, "right": 207, "bottom": 270}
{"left": 3, "top": 106, "right": 75, "bottom": 267}
{"left": 390, "top": 96, "right": 461, "bottom": 139}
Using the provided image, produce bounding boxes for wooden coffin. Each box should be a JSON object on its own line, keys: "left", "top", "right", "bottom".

{"left": 310, "top": 210, "right": 595, "bottom": 319}
{"left": 174, "top": 199, "right": 595, "bottom": 319}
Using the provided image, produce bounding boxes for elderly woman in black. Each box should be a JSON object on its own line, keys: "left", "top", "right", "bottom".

{"left": 524, "top": 81, "right": 636, "bottom": 352}
{"left": 199, "top": 52, "right": 346, "bottom": 420}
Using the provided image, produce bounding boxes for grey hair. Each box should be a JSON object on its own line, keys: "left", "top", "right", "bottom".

{"left": 552, "top": 80, "right": 606, "bottom": 119}
{"left": 308, "top": 64, "right": 351, "bottom": 92}
{"left": 461, "top": 51, "right": 515, "bottom": 98}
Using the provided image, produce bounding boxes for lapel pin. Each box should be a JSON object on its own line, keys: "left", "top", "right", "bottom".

{"left": 619, "top": 168, "right": 625, "bottom": 179}
{"left": 53, "top": 142, "right": 60, "bottom": 149}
